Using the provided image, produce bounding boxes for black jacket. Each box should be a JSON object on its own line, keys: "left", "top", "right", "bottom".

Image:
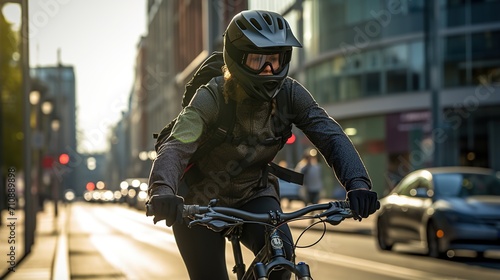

{"left": 148, "top": 77, "right": 372, "bottom": 207}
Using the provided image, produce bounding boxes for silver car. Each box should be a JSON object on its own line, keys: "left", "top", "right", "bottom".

{"left": 376, "top": 167, "right": 500, "bottom": 258}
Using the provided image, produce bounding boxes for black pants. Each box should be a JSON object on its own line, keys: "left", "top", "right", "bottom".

{"left": 173, "top": 196, "right": 293, "bottom": 280}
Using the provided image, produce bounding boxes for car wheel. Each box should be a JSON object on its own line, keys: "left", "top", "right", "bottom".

{"left": 426, "top": 222, "right": 444, "bottom": 258}
{"left": 376, "top": 219, "right": 393, "bottom": 251}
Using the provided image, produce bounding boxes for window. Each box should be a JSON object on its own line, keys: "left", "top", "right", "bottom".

{"left": 365, "top": 49, "right": 382, "bottom": 71}
{"left": 346, "top": 0, "right": 364, "bottom": 25}
{"left": 364, "top": 50, "right": 382, "bottom": 96}
{"left": 339, "top": 74, "right": 362, "bottom": 100}
{"left": 386, "top": 69, "right": 408, "bottom": 93}
{"left": 442, "top": 0, "right": 467, "bottom": 27}
{"left": 385, "top": 44, "right": 408, "bottom": 93}
{"left": 365, "top": 72, "right": 381, "bottom": 96}
{"left": 409, "top": 41, "right": 425, "bottom": 91}
{"left": 471, "top": 0, "right": 500, "bottom": 24}
{"left": 385, "top": 44, "right": 408, "bottom": 68}
{"left": 471, "top": 31, "right": 500, "bottom": 84}
{"left": 443, "top": 35, "right": 468, "bottom": 87}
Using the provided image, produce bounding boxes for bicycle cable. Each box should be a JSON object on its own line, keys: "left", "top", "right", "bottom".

{"left": 292, "top": 216, "right": 328, "bottom": 249}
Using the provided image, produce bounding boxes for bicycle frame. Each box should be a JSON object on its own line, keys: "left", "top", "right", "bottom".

{"left": 227, "top": 224, "right": 312, "bottom": 280}
{"left": 215, "top": 201, "right": 355, "bottom": 280}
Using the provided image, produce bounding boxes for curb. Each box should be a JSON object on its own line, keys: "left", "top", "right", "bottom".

{"left": 52, "top": 204, "right": 70, "bottom": 280}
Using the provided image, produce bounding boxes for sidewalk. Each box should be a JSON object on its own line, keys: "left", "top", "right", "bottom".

{"left": 2, "top": 202, "right": 127, "bottom": 280}
{"left": 1, "top": 202, "right": 69, "bottom": 280}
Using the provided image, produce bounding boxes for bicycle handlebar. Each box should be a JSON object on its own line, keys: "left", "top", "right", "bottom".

{"left": 182, "top": 200, "right": 354, "bottom": 231}
{"left": 147, "top": 198, "right": 379, "bottom": 231}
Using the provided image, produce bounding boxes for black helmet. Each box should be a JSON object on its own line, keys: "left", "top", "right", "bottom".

{"left": 223, "top": 10, "right": 302, "bottom": 101}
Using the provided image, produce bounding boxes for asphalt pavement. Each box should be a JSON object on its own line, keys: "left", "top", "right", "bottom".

{"left": 1, "top": 199, "right": 376, "bottom": 280}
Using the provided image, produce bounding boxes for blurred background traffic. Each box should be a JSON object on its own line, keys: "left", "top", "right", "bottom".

{"left": 1, "top": 0, "right": 500, "bottom": 276}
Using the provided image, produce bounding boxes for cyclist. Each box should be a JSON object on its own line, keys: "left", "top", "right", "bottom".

{"left": 148, "top": 10, "right": 378, "bottom": 280}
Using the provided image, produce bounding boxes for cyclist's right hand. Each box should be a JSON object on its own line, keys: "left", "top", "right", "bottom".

{"left": 346, "top": 189, "right": 378, "bottom": 220}
{"left": 148, "top": 194, "right": 184, "bottom": 226}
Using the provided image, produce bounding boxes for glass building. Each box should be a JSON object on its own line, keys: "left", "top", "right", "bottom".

{"left": 250, "top": 0, "right": 500, "bottom": 196}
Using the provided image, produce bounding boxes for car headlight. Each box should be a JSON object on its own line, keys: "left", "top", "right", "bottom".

{"left": 138, "top": 191, "right": 148, "bottom": 201}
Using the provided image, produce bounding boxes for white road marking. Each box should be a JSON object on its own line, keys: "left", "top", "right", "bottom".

{"left": 298, "top": 249, "right": 466, "bottom": 280}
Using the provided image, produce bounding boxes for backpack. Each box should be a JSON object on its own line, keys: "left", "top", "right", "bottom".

{"left": 152, "top": 51, "right": 303, "bottom": 184}
{"left": 152, "top": 51, "right": 226, "bottom": 153}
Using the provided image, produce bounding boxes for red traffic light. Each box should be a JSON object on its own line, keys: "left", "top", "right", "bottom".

{"left": 59, "top": 153, "right": 70, "bottom": 165}
{"left": 86, "top": 182, "right": 95, "bottom": 191}
{"left": 286, "top": 133, "right": 296, "bottom": 145}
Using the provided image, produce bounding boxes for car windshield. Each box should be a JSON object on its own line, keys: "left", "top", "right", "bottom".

{"left": 433, "top": 172, "right": 500, "bottom": 198}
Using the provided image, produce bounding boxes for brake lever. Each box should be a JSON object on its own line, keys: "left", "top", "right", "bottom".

{"left": 325, "top": 213, "right": 348, "bottom": 225}
{"left": 188, "top": 216, "right": 213, "bottom": 228}
{"left": 315, "top": 201, "right": 351, "bottom": 218}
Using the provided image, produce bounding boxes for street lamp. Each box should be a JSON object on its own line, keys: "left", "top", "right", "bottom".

{"left": 29, "top": 90, "right": 40, "bottom": 105}
{"left": 50, "top": 116, "right": 61, "bottom": 217}
{"left": 41, "top": 101, "right": 53, "bottom": 115}
{"left": 51, "top": 118, "right": 60, "bottom": 132}
{"left": 38, "top": 99, "right": 53, "bottom": 212}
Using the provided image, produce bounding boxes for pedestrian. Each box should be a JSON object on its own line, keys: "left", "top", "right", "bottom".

{"left": 298, "top": 149, "right": 323, "bottom": 205}
{"left": 147, "top": 10, "right": 378, "bottom": 280}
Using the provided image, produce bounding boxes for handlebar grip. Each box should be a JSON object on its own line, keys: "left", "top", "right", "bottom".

{"left": 146, "top": 203, "right": 201, "bottom": 218}
{"left": 183, "top": 204, "right": 202, "bottom": 217}
{"left": 336, "top": 200, "right": 350, "bottom": 209}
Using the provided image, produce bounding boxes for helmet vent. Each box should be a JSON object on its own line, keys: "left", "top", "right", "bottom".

{"left": 250, "top": 18, "right": 262, "bottom": 30}
{"left": 263, "top": 13, "right": 272, "bottom": 26}
{"left": 236, "top": 20, "right": 247, "bottom": 30}
{"left": 277, "top": 18, "right": 284, "bottom": 30}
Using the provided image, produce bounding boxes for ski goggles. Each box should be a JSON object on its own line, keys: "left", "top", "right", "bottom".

{"left": 242, "top": 51, "right": 291, "bottom": 74}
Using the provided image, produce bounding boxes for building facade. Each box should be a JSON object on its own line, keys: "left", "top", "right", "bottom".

{"left": 116, "top": 0, "right": 500, "bottom": 198}
{"left": 250, "top": 0, "right": 500, "bottom": 195}
{"left": 31, "top": 65, "right": 78, "bottom": 195}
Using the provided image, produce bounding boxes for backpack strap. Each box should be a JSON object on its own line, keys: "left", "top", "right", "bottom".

{"left": 268, "top": 161, "right": 304, "bottom": 185}
{"left": 189, "top": 76, "right": 235, "bottom": 163}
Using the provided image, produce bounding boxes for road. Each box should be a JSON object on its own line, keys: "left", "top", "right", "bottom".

{"left": 68, "top": 202, "right": 500, "bottom": 280}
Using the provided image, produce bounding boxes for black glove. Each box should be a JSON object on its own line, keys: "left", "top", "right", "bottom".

{"left": 347, "top": 189, "right": 378, "bottom": 220}
{"left": 148, "top": 194, "right": 184, "bottom": 226}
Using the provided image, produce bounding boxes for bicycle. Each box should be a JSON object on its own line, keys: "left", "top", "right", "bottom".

{"left": 174, "top": 199, "right": 364, "bottom": 280}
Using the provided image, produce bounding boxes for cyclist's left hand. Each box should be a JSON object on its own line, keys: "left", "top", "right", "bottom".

{"left": 347, "top": 189, "right": 378, "bottom": 220}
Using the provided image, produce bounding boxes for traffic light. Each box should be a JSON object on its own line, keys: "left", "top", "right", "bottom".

{"left": 286, "top": 133, "right": 296, "bottom": 145}
{"left": 59, "top": 153, "right": 70, "bottom": 165}
{"left": 86, "top": 182, "right": 95, "bottom": 191}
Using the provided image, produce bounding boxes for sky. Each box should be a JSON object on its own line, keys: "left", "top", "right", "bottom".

{"left": 3, "top": 0, "right": 147, "bottom": 153}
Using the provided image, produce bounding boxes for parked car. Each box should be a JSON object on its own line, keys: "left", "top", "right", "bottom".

{"left": 376, "top": 166, "right": 500, "bottom": 258}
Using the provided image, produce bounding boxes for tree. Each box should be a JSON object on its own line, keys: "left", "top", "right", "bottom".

{"left": 0, "top": 9, "right": 23, "bottom": 170}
